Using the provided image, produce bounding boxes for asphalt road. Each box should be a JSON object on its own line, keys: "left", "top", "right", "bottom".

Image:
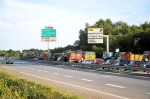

{"left": 0, "top": 58, "right": 150, "bottom": 99}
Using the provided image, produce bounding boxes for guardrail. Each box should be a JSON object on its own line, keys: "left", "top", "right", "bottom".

{"left": 20, "top": 58, "right": 150, "bottom": 76}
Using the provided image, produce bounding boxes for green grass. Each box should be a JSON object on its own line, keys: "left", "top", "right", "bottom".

{"left": 0, "top": 71, "right": 82, "bottom": 99}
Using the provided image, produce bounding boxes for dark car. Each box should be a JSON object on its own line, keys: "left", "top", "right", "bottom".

{"left": 146, "top": 60, "right": 150, "bottom": 68}
{"left": 6, "top": 58, "right": 13, "bottom": 64}
{"left": 119, "top": 59, "right": 128, "bottom": 66}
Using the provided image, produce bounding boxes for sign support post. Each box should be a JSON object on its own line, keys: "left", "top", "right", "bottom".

{"left": 103, "top": 35, "right": 109, "bottom": 53}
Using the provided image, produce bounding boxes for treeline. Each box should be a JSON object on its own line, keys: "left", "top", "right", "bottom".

{"left": 54, "top": 19, "right": 150, "bottom": 56}
{"left": 0, "top": 49, "right": 20, "bottom": 57}
{"left": 1, "top": 18, "right": 150, "bottom": 57}
{"left": 74, "top": 19, "right": 150, "bottom": 54}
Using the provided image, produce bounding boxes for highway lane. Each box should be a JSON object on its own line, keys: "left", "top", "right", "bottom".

{"left": 1, "top": 58, "right": 150, "bottom": 99}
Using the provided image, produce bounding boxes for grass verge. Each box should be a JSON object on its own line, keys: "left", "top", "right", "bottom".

{"left": 0, "top": 71, "right": 82, "bottom": 99}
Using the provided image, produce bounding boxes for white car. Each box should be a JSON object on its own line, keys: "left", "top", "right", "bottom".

{"left": 82, "top": 59, "right": 92, "bottom": 64}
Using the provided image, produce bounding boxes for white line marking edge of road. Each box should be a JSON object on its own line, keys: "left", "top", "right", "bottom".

{"left": 19, "top": 72, "right": 129, "bottom": 99}
{"left": 3, "top": 66, "right": 11, "bottom": 70}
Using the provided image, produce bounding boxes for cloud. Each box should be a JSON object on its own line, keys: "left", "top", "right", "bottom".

{"left": 132, "top": 11, "right": 137, "bottom": 15}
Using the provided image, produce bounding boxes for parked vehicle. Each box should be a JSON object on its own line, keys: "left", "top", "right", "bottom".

{"left": 92, "top": 58, "right": 105, "bottom": 65}
{"left": 127, "top": 60, "right": 146, "bottom": 68}
{"left": 103, "top": 59, "right": 118, "bottom": 65}
{"left": 82, "top": 59, "right": 93, "bottom": 64}
{"left": 146, "top": 60, "right": 150, "bottom": 68}
{"left": 119, "top": 59, "right": 128, "bottom": 66}
{"left": 121, "top": 52, "right": 143, "bottom": 62}
{"left": 82, "top": 51, "right": 96, "bottom": 61}
{"left": 6, "top": 58, "right": 13, "bottom": 64}
{"left": 64, "top": 50, "right": 82, "bottom": 63}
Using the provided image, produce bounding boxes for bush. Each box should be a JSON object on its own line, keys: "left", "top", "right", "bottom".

{"left": 0, "top": 71, "right": 81, "bottom": 99}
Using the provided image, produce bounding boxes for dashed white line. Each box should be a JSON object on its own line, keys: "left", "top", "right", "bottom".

{"left": 44, "top": 71, "right": 49, "bottom": 73}
{"left": 147, "top": 93, "right": 150, "bottom": 94}
{"left": 64, "top": 75, "right": 73, "bottom": 77}
{"left": 52, "top": 73, "right": 59, "bottom": 75}
{"left": 99, "top": 75, "right": 111, "bottom": 77}
{"left": 19, "top": 72, "right": 129, "bottom": 99}
{"left": 32, "top": 69, "right": 36, "bottom": 70}
{"left": 81, "top": 79, "right": 93, "bottom": 82}
{"left": 27, "top": 68, "right": 31, "bottom": 69}
{"left": 22, "top": 66, "right": 27, "bottom": 68}
{"left": 37, "top": 70, "right": 41, "bottom": 71}
{"left": 105, "top": 84, "right": 126, "bottom": 88}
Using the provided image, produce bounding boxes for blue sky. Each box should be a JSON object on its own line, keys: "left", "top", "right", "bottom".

{"left": 0, "top": 0, "right": 150, "bottom": 51}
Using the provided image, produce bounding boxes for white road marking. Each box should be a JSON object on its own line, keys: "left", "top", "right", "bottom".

{"left": 81, "top": 79, "right": 93, "bottom": 82}
{"left": 105, "top": 84, "right": 126, "bottom": 88}
{"left": 15, "top": 62, "right": 27, "bottom": 63}
{"left": 147, "top": 93, "right": 150, "bottom": 94}
{"left": 44, "top": 71, "right": 49, "bottom": 73}
{"left": 19, "top": 72, "right": 129, "bottom": 99}
{"left": 99, "top": 75, "right": 111, "bottom": 77}
{"left": 28, "top": 68, "right": 31, "bottom": 69}
{"left": 3, "top": 66, "right": 11, "bottom": 70}
{"left": 64, "top": 75, "right": 73, "bottom": 77}
{"left": 32, "top": 69, "right": 36, "bottom": 70}
{"left": 37, "top": 70, "right": 41, "bottom": 71}
{"left": 52, "top": 73, "right": 59, "bottom": 75}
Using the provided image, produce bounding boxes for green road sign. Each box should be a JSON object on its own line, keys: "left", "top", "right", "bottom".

{"left": 41, "top": 29, "right": 56, "bottom": 37}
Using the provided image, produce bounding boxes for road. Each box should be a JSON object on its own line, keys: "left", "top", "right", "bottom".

{"left": 0, "top": 58, "right": 150, "bottom": 99}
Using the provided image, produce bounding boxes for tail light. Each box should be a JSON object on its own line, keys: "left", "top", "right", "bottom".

{"left": 134, "top": 64, "right": 138, "bottom": 66}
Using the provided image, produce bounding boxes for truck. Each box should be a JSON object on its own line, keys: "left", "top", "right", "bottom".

{"left": 82, "top": 51, "right": 96, "bottom": 61}
{"left": 121, "top": 52, "right": 143, "bottom": 62}
{"left": 63, "top": 50, "right": 82, "bottom": 63}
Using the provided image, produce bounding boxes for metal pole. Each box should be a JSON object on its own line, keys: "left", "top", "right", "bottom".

{"left": 48, "top": 41, "right": 50, "bottom": 60}
{"left": 103, "top": 35, "right": 109, "bottom": 53}
{"left": 107, "top": 35, "right": 109, "bottom": 53}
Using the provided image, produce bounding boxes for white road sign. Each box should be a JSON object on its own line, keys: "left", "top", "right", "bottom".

{"left": 88, "top": 33, "right": 103, "bottom": 38}
{"left": 88, "top": 28, "right": 103, "bottom": 43}
{"left": 41, "top": 37, "right": 56, "bottom": 42}
{"left": 88, "top": 38, "right": 103, "bottom": 43}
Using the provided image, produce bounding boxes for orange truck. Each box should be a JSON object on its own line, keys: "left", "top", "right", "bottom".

{"left": 64, "top": 50, "right": 82, "bottom": 63}
{"left": 121, "top": 52, "right": 143, "bottom": 62}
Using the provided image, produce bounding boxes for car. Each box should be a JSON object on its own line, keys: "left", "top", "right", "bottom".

{"left": 6, "top": 58, "right": 13, "bottom": 64}
{"left": 127, "top": 60, "right": 146, "bottom": 68}
{"left": 146, "top": 60, "right": 150, "bottom": 68}
{"left": 92, "top": 58, "right": 105, "bottom": 65}
{"left": 103, "top": 59, "right": 118, "bottom": 65}
{"left": 119, "top": 59, "right": 128, "bottom": 66}
{"left": 82, "top": 59, "right": 93, "bottom": 64}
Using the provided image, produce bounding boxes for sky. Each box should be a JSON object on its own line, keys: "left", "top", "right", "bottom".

{"left": 0, "top": 0, "right": 150, "bottom": 51}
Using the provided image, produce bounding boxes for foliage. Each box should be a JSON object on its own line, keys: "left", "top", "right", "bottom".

{"left": 1, "top": 19, "right": 150, "bottom": 57}
{"left": 0, "top": 71, "right": 82, "bottom": 99}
